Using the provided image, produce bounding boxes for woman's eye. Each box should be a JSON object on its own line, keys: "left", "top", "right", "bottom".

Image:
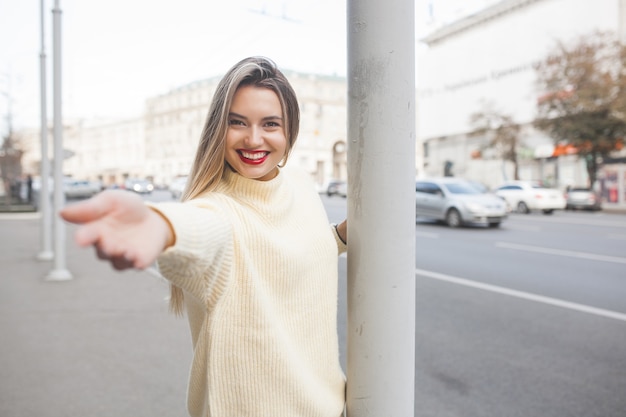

{"left": 229, "top": 119, "right": 244, "bottom": 126}
{"left": 266, "top": 121, "right": 280, "bottom": 127}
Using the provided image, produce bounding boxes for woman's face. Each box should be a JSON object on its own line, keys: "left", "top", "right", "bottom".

{"left": 225, "top": 85, "right": 287, "bottom": 181}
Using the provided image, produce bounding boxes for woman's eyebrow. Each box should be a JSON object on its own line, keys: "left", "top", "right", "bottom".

{"left": 228, "top": 112, "right": 283, "bottom": 121}
{"left": 228, "top": 112, "right": 247, "bottom": 120}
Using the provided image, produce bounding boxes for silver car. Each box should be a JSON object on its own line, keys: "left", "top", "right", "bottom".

{"left": 565, "top": 187, "right": 602, "bottom": 211}
{"left": 416, "top": 178, "right": 507, "bottom": 228}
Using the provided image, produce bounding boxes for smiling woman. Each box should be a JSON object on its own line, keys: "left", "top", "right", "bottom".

{"left": 60, "top": 56, "right": 348, "bottom": 417}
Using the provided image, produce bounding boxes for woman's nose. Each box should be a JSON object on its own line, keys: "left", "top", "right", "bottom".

{"left": 244, "top": 126, "right": 263, "bottom": 147}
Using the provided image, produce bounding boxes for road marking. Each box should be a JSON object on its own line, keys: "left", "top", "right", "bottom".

{"left": 495, "top": 242, "right": 626, "bottom": 265}
{"left": 509, "top": 214, "right": 626, "bottom": 228}
{"left": 416, "top": 268, "right": 626, "bottom": 322}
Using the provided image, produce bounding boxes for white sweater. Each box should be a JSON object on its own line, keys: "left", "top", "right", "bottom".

{"left": 152, "top": 167, "right": 346, "bottom": 417}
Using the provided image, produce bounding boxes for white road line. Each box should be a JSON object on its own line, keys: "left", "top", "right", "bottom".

{"left": 416, "top": 268, "right": 626, "bottom": 322}
{"left": 495, "top": 241, "right": 626, "bottom": 264}
{"left": 510, "top": 215, "right": 626, "bottom": 228}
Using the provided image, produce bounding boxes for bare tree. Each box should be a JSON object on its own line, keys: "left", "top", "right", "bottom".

{"left": 469, "top": 102, "right": 522, "bottom": 180}
{"left": 534, "top": 30, "right": 626, "bottom": 187}
{"left": 0, "top": 135, "right": 24, "bottom": 206}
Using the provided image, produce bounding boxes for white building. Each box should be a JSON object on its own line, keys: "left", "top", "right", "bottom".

{"left": 417, "top": 0, "right": 626, "bottom": 206}
{"left": 20, "top": 70, "right": 348, "bottom": 190}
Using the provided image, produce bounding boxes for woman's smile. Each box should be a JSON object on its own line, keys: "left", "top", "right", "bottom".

{"left": 237, "top": 150, "right": 270, "bottom": 165}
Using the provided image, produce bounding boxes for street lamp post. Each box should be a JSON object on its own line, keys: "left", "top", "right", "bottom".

{"left": 37, "top": 0, "right": 53, "bottom": 262}
{"left": 46, "top": 0, "right": 71, "bottom": 281}
{"left": 346, "top": 0, "right": 416, "bottom": 415}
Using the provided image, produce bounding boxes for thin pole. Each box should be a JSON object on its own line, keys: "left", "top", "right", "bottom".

{"left": 38, "top": 0, "right": 53, "bottom": 261}
{"left": 346, "top": 0, "right": 416, "bottom": 415}
{"left": 47, "top": 0, "right": 71, "bottom": 281}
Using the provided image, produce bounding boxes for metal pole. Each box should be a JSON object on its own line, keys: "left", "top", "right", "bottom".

{"left": 346, "top": 0, "right": 415, "bottom": 415}
{"left": 46, "top": 0, "right": 71, "bottom": 281}
{"left": 37, "top": 0, "right": 53, "bottom": 261}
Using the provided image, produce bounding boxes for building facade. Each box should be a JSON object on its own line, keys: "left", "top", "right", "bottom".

{"left": 417, "top": 0, "right": 626, "bottom": 207}
{"left": 20, "top": 71, "right": 348, "bottom": 190}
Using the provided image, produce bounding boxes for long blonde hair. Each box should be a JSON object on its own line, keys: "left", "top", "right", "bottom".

{"left": 169, "top": 56, "right": 301, "bottom": 315}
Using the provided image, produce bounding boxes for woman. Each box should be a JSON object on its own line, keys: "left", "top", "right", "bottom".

{"left": 61, "top": 56, "right": 348, "bottom": 417}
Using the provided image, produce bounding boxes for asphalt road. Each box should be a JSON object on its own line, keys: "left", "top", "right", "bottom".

{"left": 322, "top": 193, "right": 626, "bottom": 417}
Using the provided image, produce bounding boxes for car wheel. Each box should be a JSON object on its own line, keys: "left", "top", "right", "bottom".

{"left": 517, "top": 201, "right": 530, "bottom": 214}
{"left": 542, "top": 209, "right": 554, "bottom": 215}
{"left": 445, "top": 208, "right": 462, "bottom": 228}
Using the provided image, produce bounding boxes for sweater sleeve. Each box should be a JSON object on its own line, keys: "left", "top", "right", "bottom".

{"left": 147, "top": 200, "right": 233, "bottom": 309}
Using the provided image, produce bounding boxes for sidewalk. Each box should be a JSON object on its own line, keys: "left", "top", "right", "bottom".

{"left": 0, "top": 213, "right": 191, "bottom": 417}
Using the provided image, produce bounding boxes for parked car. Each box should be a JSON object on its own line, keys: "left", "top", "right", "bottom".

{"left": 495, "top": 181, "right": 566, "bottom": 214}
{"left": 124, "top": 178, "right": 154, "bottom": 194}
{"left": 326, "top": 180, "right": 347, "bottom": 198}
{"left": 565, "top": 187, "right": 602, "bottom": 211}
{"left": 31, "top": 176, "right": 101, "bottom": 206}
{"left": 415, "top": 178, "right": 507, "bottom": 228}
{"left": 63, "top": 178, "right": 102, "bottom": 199}
{"left": 169, "top": 176, "right": 188, "bottom": 200}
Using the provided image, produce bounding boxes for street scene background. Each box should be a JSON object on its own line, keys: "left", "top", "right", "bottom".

{"left": 1, "top": 191, "right": 625, "bottom": 417}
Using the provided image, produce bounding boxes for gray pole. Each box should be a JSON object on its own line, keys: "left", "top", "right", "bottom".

{"left": 46, "top": 0, "right": 72, "bottom": 281}
{"left": 37, "top": 0, "right": 53, "bottom": 262}
{"left": 346, "top": 0, "right": 415, "bottom": 415}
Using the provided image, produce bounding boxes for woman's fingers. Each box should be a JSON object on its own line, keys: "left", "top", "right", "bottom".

{"left": 60, "top": 190, "right": 118, "bottom": 224}
{"left": 59, "top": 189, "right": 162, "bottom": 271}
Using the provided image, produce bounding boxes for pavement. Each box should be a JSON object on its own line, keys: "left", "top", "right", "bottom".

{"left": 0, "top": 212, "right": 192, "bottom": 417}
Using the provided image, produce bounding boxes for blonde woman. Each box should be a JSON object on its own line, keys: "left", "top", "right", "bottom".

{"left": 61, "top": 56, "right": 348, "bottom": 417}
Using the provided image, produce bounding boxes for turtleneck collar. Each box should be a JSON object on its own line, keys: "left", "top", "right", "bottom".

{"left": 216, "top": 167, "right": 290, "bottom": 209}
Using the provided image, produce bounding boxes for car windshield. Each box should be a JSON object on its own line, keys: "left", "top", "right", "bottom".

{"left": 443, "top": 182, "right": 482, "bottom": 195}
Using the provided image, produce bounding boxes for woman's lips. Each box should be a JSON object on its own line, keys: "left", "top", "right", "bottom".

{"left": 238, "top": 150, "right": 269, "bottom": 165}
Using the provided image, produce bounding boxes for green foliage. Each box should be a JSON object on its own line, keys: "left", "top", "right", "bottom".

{"left": 534, "top": 30, "right": 626, "bottom": 186}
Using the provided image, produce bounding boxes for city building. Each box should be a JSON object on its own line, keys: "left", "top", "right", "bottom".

{"left": 20, "top": 70, "right": 348, "bottom": 190}
{"left": 417, "top": 0, "right": 626, "bottom": 207}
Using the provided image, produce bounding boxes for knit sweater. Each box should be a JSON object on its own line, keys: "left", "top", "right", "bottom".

{"left": 151, "top": 167, "right": 347, "bottom": 417}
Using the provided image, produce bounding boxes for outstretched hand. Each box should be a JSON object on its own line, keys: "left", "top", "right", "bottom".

{"left": 60, "top": 190, "right": 174, "bottom": 270}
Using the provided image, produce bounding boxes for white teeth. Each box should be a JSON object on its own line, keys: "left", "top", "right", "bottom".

{"left": 241, "top": 151, "right": 267, "bottom": 160}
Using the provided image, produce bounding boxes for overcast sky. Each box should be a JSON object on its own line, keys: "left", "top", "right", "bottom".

{"left": 0, "top": 0, "right": 495, "bottom": 134}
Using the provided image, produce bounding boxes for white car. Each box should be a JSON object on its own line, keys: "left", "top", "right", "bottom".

{"left": 124, "top": 178, "right": 154, "bottom": 194}
{"left": 495, "top": 181, "right": 566, "bottom": 214}
{"left": 63, "top": 178, "right": 102, "bottom": 199}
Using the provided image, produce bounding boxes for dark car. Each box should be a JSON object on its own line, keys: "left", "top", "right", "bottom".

{"left": 565, "top": 187, "right": 602, "bottom": 211}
